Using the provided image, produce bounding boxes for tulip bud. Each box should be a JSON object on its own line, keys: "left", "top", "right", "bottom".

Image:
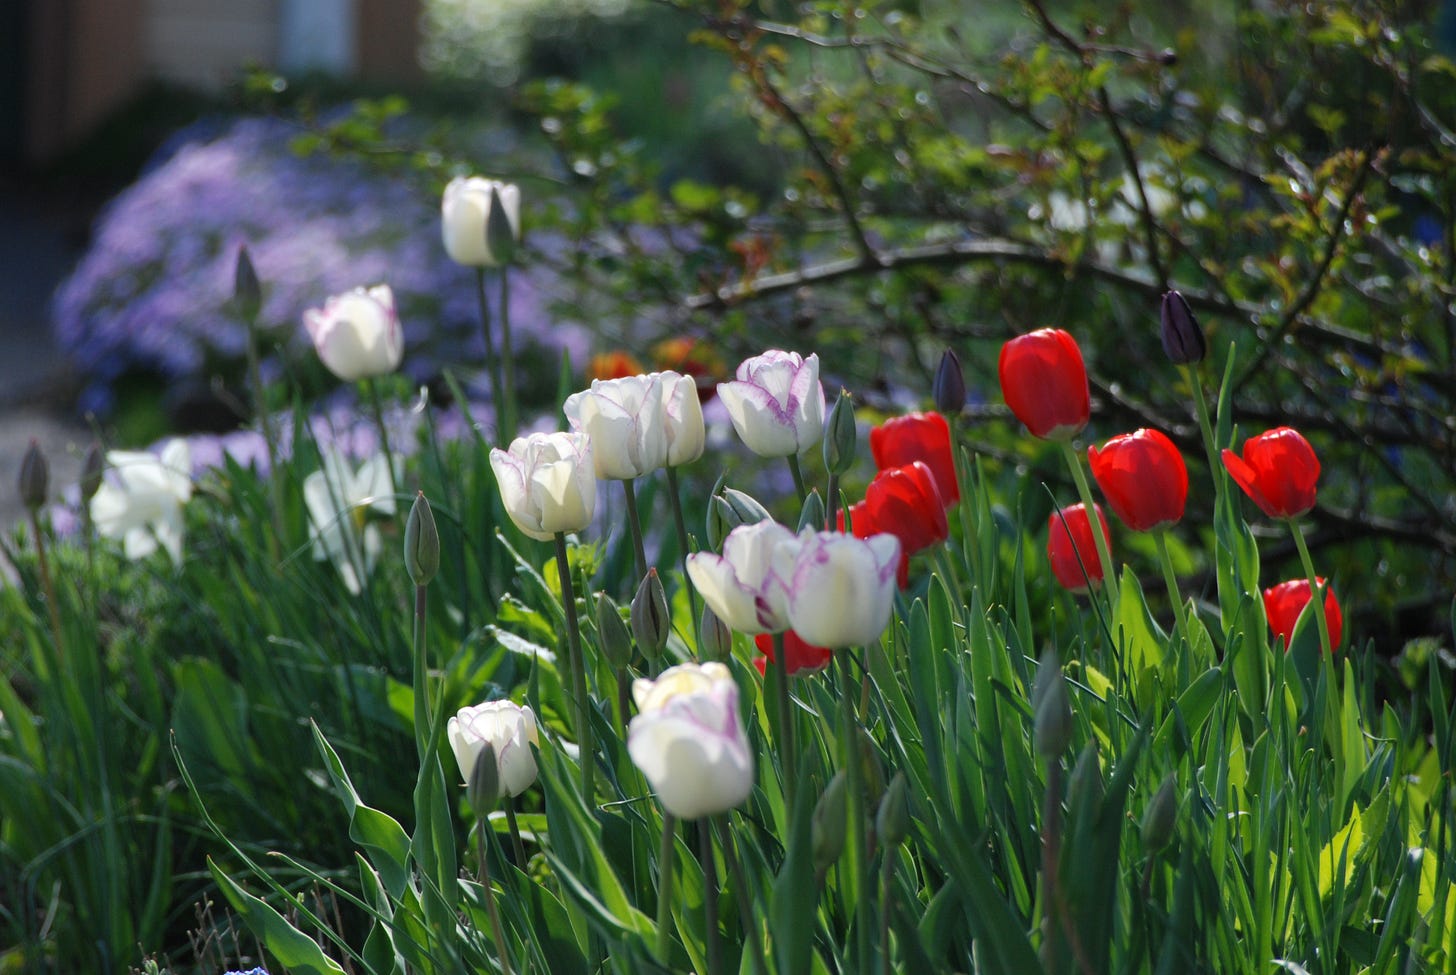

{"left": 1159, "top": 290, "right": 1205, "bottom": 365}
{"left": 822, "top": 388, "right": 856, "bottom": 476}
{"left": 79, "top": 443, "right": 105, "bottom": 504}
{"left": 485, "top": 184, "right": 520, "bottom": 266}
{"left": 595, "top": 592, "right": 634, "bottom": 669}
{"left": 1067, "top": 741, "right": 1104, "bottom": 811}
{"left": 1140, "top": 772, "right": 1179, "bottom": 853}
{"left": 933, "top": 349, "right": 966, "bottom": 417}
{"left": 404, "top": 491, "right": 440, "bottom": 587}
{"left": 876, "top": 771, "right": 910, "bottom": 849}
{"left": 797, "top": 489, "right": 826, "bottom": 533}
{"left": 708, "top": 487, "right": 772, "bottom": 549}
{"left": 812, "top": 771, "right": 849, "bottom": 872}
{"left": 18, "top": 440, "right": 48, "bottom": 511}
{"left": 467, "top": 742, "right": 500, "bottom": 819}
{"left": 234, "top": 245, "right": 262, "bottom": 322}
{"left": 698, "top": 603, "right": 732, "bottom": 662}
{"left": 1033, "top": 651, "right": 1073, "bottom": 759}
{"left": 631, "top": 568, "right": 670, "bottom": 659}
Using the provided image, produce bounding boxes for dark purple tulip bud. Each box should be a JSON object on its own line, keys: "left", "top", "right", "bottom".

{"left": 18, "top": 440, "right": 48, "bottom": 511}
{"left": 933, "top": 349, "right": 966, "bottom": 416}
{"left": 1160, "top": 290, "right": 1206, "bottom": 365}
{"left": 234, "top": 245, "right": 262, "bottom": 322}
{"left": 79, "top": 443, "right": 105, "bottom": 503}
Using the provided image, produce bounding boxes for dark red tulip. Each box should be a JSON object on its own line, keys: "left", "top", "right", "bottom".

{"left": 864, "top": 461, "right": 949, "bottom": 557}
{"left": 1088, "top": 428, "right": 1188, "bottom": 532}
{"left": 1263, "top": 577, "right": 1342, "bottom": 651}
{"left": 870, "top": 411, "right": 959, "bottom": 505}
{"left": 1221, "top": 427, "right": 1320, "bottom": 519}
{"left": 1047, "top": 502, "right": 1111, "bottom": 593}
{"left": 998, "top": 328, "right": 1090, "bottom": 440}
{"left": 754, "top": 630, "right": 833, "bottom": 676}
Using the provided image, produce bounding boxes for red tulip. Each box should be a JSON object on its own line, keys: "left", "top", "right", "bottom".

{"left": 1047, "top": 502, "right": 1111, "bottom": 593}
{"left": 1263, "top": 577, "right": 1342, "bottom": 651}
{"left": 1087, "top": 428, "right": 1188, "bottom": 532}
{"left": 1221, "top": 427, "right": 1320, "bottom": 519}
{"left": 754, "top": 630, "right": 833, "bottom": 676}
{"left": 864, "top": 461, "right": 949, "bottom": 556}
{"left": 998, "top": 328, "right": 1090, "bottom": 440}
{"left": 839, "top": 499, "right": 910, "bottom": 589}
{"left": 870, "top": 411, "right": 959, "bottom": 505}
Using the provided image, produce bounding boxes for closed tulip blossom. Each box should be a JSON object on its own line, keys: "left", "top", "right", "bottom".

{"left": 863, "top": 461, "right": 949, "bottom": 558}
{"left": 441, "top": 176, "right": 522, "bottom": 268}
{"left": 91, "top": 439, "right": 193, "bottom": 564}
{"left": 633, "top": 661, "right": 735, "bottom": 713}
{"left": 564, "top": 373, "right": 670, "bottom": 480}
{"left": 777, "top": 530, "right": 901, "bottom": 648}
{"left": 447, "top": 700, "right": 541, "bottom": 798}
{"left": 1263, "top": 578, "right": 1343, "bottom": 651}
{"left": 998, "top": 328, "right": 1090, "bottom": 440}
{"left": 304, "top": 449, "right": 398, "bottom": 595}
{"left": 754, "top": 630, "right": 833, "bottom": 676}
{"left": 718, "top": 350, "right": 826, "bottom": 458}
{"left": 1047, "top": 502, "right": 1112, "bottom": 592}
{"left": 489, "top": 432, "right": 597, "bottom": 541}
{"left": 302, "top": 285, "right": 404, "bottom": 382}
{"left": 628, "top": 676, "right": 754, "bottom": 820}
{"left": 686, "top": 520, "right": 800, "bottom": 634}
{"left": 869, "top": 411, "right": 959, "bottom": 505}
{"left": 1221, "top": 427, "right": 1320, "bottom": 520}
{"left": 1088, "top": 428, "right": 1188, "bottom": 532}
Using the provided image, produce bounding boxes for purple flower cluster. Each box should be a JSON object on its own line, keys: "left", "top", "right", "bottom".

{"left": 52, "top": 116, "right": 588, "bottom": 415}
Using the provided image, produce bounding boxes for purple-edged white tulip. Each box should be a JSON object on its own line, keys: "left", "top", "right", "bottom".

{"left": 633, "top": 661, "right": 733, "bottom": 713}
{"left": 685, "top": 520, "right": 800, "bottom": 634}
{"left": 777, "top": 530, "right": 901, "bottom": 648}
{"left": 447, "top": 700, "right": 540, "bottom": 798}
{"left": 717, "top": 350, "right": 826, "bottom": 458}
{"left": 627, "top": 676, "right": 754, "bottom": 819}
{"left": 564, "top": 373, "right": 669, "bottom": 480}
{"left": 490, "top": 432, "right": 597, "bottom": 541}
{"left": 660, "top": 371, "right": 705, "bottom": 467}
{"left": 303, "top": 285, "right": 404, "bottom": 382}
{"left": 442, "top": 176, "right": 522, "bottom": 268}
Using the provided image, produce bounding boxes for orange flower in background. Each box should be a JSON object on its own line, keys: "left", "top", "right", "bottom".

{"left": 653, "top": 337, "right": 725, "bottom": 403}
{"left": 586, "top": 350, "right": 646, "bottom": 384}
{"left": 998, "top": 328, "right": 1090, "bottom": 440}
{"left": 1047, "top": 502, "right": 1111, "bottom": 593}
{"left": 1222, "top": 427, "right": 1320, "bottom": 520}
{"left": 1263, "top": 577, "right": 1343, "bottom": 651}
{"left": 870, "top": 411, "right": 959, "bottom": 505}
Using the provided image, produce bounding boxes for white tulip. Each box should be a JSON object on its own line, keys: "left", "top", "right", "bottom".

{"left": 303, "top": 449, "right": 397, "bottom": 595}
{"left": 777, "top": 530, "right": 901, "bottom": 648}
{"left": 685, "top": 520, "right": 799, "bottom": 634}
{"left": 447, "top": 700, "right": 540, "bottom": 799}
{"left": 90, "top": 439, "right": 193, "bottom": 564}
{"left": 563, "top": 373, "right": 669, "bottom": 480}
{"left": 628, "top": 677, "right": 753, "bottom": 820}
{"left": 303, "top": 285, "right": 404, "bottom": 382}
{"left": 717, "top": 350, "right": 825, "bottom": 458}
{"left": 489, "top": 432, "right": 597, "bottom": 541}
{"left": 660, "top": 371, "right": 705, "bottom": 467}
{"left": 632, "top": 661, "right": 733, "bottom": 714}
{"left": 442, "top": 177, "right": 522, "bottom": 268}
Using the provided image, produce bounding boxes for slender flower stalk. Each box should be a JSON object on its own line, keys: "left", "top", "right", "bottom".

{"left": 504, "top": 797, "right": 528, "bottom": 868}
{"left": 1289, "top": 524, "right": 1334, "bottom": 658}
{"left": 554, "top": 532, "right": 595, "bottom": 801}
{"left": 621, "top": 477, "right": 650, "bottom": 586}
{"left": 715, "top": 816, "right": 770, "bottom": 975}
{"left": 700, "top": 819, "right": 722, "bottom": 975}
{"left": 364, "top": 378, "right": 397, "bottom": 499}
{"left": 1153, "top": 531, "right": 1193, "bottom": 655}
{"left": 27, "top": 507, "right": 66, "bottom": 664}
{"left": 236, "top": 249, "right": 284, "bottom": 560}
{"left": 475, "top": 268, "right": 504, "bottom": 440}
{"left": 838, "top": 653, "right": 873, "bottom": 971}
{"left": 772, "top": 632, "right": 797, "bottom": 810}
{"left": 665, "top": 466, "right": 702, "bottom": 646}
{"left": 475, "top": 819, "right": 515, "bottom": 975}
{"left": 1059, "top": 441, "right": 1117, "bottom": 601}
{"left": 497, "top": 266, "right": 518, "bottom": 443}
{"left": 787, "top": 453, "right": 809, "bottom": 505}
{"left": 655, "top": 813, "right": 677, "bottom": 964}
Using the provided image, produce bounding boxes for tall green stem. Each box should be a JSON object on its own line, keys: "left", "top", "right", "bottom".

{"left": 504, "top": 797, "right": 528, "bottom": 868}
{"left": 1153, "top": 530, "right": 1192, "bottom": 658}
{"left": 28, "top": 511, "right": 66, "bottom": 664}
{"left": 838, "top": 652, "right": 873, "bottom": 970}
{"left": 474, "top": 268, "right": 504, "bottom": 441}
{"left": 621, "top": 476, "right": 650, "bottom": 585}
{"left": 655, "top": 813, "right": 678, "bottom": 964}
{"left": 665, "top": 466, "right": 702, "bottom": 648}
{"left": 412, "top": 583, "right": 429, "bottom": 762}
{"left": 497, "top": 266, "right": 518, "bottom": 443}
{"left": 364, "top": 379, "right": 398, "bottom": 506}
{"left": 1059, "top": 440, "right": 1117, "bottom": 605}
{"left": 772, "top": 632, "right": 797, "bottom": 811}
{"left": 700, "top": 819, "right": 722, "bottom": 975}
{"left": 554, "top": 533, "right": 595, "bottom": 801}
{"left": 1289, "top": 522, "right": 1334, "bottom": 658}
{"left": 1183, "top": 363, "right": 1220, "bottom": 480}
{"left": 243, "top": 313, "right": 284, "bottom": 561}
{"left": 476, "top": 821, "right": 515, "bottom": 975}
{"left": 787, "top": 453, "right": 809, "bottom": 505}
{"left": 716, "top": 816, "right": 770, "bottom": 975}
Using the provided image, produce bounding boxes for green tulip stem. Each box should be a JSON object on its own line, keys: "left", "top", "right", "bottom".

{"left": 1153, "top": 530, "right": 1193, "bottom": 658}
{"left": 772, "top": 632, "right": 797, "bottom": 811}
{"left": 665, "top": 466, "right": 702, "bottom": 650}
{"left": 615, "top": 665, "right": 631, "bottom": 736}
{"left": 28, "top": 510, "right": 66, "bottom": 665}
{"left": 497, "top": 266, "right": 518, "bottom": 443}
{"left": 476, "top": 818, "right": 515, "bottom": 975}
{"left": 242, "top": 305, "right": 284, "bottom": 561}
{"left": 412, "top": 582, "right": 429, "bottom": 763}
{"left": 787, "top": 453, "right": 809, "bottom": 505}
{"left": 364, "top": 378, "right": 395, "bottom": 499}
{"left": 622, "top": 476, "right": 650, "bottom": 587}
{"left": 716, "top": 815, "right": 770, "bottom": 975}
{"left": 1289, "top": 521, "right": 1334, "bottom": 658}
{"left": 474, "top": 268, "right": 505, "bottom": 442}
{"left": 879, "top": 841, "right": 896, "bottom": 975}
{"left": 700, "top": 818, "right": 723, "bottom": 975}
{"left": 654, "top": 812, "right": 678, "bottom": 964}
{"left": 1059, "top": 440, "right": 1117, "bottom": 608}
{"left": 554, "top": 532, "right": 595, "bottom": 803}
{"left": 838, "top": 651, "right": 873, "bottom": 971}
{"left": 1182, "top": 363, "right": 1221, "bottom": 485}
{"left": 504, "top": 796, "right": 528, "bottom": 869}
{"left": 826, "top": 471, "right": 840, "bottom": 532}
